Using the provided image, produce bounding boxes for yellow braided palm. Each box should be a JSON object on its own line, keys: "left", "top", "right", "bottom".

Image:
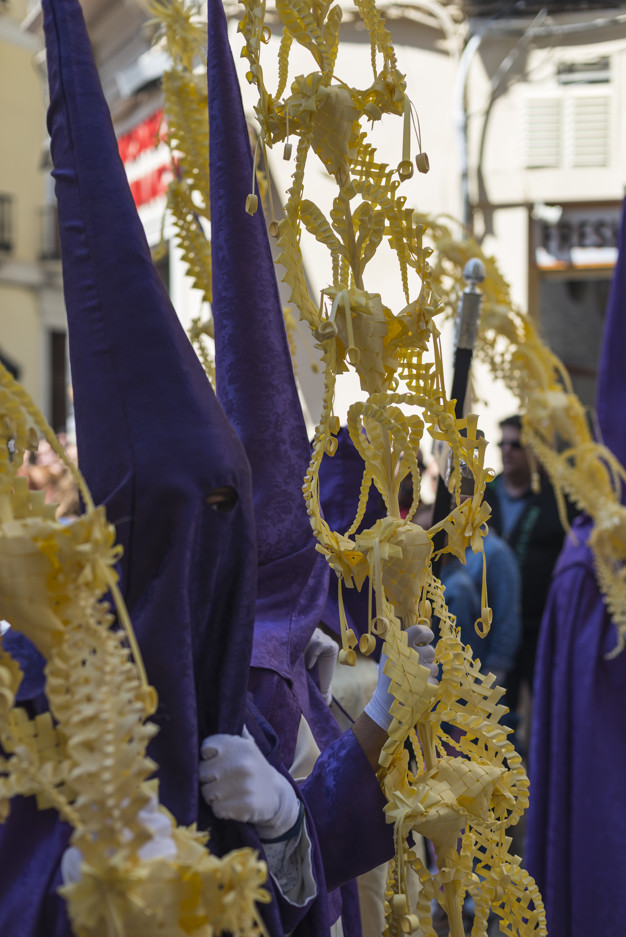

{"left": 148, "top": 0, "right": 215, "bottom": 382}
{"left": 414, "top": 212, "right": 626, "bottom": 655}
{"left": 238, "top": 0, "right": 545, "bottom": 933}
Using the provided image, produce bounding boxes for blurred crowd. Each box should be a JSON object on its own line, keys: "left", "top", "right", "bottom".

{"left": 17, "top": 434, "right": 80, "bottom": 522}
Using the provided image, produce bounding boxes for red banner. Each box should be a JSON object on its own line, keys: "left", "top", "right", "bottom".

{"left": 118, "top": 110, "right": 170, "bottom": 208}
{"left": 118, "top": 109, "right": 165, "bottom": 164}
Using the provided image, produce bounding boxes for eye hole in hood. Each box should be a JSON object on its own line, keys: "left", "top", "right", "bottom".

{"left": 206, "top": 485, "right": 238, "bottom": 514}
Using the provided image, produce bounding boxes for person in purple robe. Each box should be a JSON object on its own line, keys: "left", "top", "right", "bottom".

{"left": 0, "top": 0, "right": 264, "bottom": 932}
{"left": 199, "top": 6, "right": 423, "bottom": 934}
{"left": 525, "top": 197, "right": 626, "bottom": 937}
{"left": 0, "top": 0, "right": 434, "bottom": 934}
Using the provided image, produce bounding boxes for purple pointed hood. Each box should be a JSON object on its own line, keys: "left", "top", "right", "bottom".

{"left": 597, "top": 198, "right": 626, "bottom": 486}
{"left": 207, "top": 0, "right": 329, "bottom": 682}
{"left": 43, "top": 0, "right": 256, "bottom": 825}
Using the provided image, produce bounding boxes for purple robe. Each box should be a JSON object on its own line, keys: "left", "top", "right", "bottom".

{"left": 206, "top": 5, "right": 393, "bottom": 934}
{"left": 526, "top": 514, "right": 626, "bottom": 936}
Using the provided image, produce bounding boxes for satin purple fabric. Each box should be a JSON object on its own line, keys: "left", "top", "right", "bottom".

{"left": 206, "top": 8, "right": 392, "bottom": 935}
{"left": 526, "top": 198, "right": 626, "bottom": 933}
{"left": 0, "top": 0, "right": 258, "bottom": 931}
{"left": 206, "top": 0, "right": 329, "bottom": 689}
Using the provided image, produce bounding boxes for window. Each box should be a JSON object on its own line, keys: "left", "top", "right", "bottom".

{"left": 0, "top": 194, "right": 13, "bottom": 252}
{"left": 557, "top": 56, "right": 610, "bottom": 85}
{"left": 523, "top": 89, "right": 611, "bottom": 169}
{"left": 50, "top": 330, "right": 68, "bottom": 434}
{"left": 39, "top": 203, "right": 61, "bottom": 260}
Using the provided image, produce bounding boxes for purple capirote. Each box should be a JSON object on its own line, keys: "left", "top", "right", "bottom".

{"left": 0, "top": 0, "right": 263, "bottom": 931}
{"left": 206, "top": 5, "right": 393, "bottom": 935}
{"left": 43, "top": 0, "right": 257, "bottom": 818}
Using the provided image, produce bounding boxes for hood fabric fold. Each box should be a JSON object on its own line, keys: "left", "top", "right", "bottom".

{"left": 44, "top": 0, "right": 257, "bottom": 823}
{"left": 207, "top": 0, "right": 329, "bottom": 681}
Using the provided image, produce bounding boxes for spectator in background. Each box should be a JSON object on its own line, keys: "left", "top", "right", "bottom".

{"left": 462, "top": 526, "right": 521, "bottom": 689}
{"left": 18, "top": 436, "right": 80, "bottom": 521}
{"left": 422, "top": 490, "right": 521, "bottom": 690}
{"left": 484, "top": 415, "right": 573, "bottom": 755}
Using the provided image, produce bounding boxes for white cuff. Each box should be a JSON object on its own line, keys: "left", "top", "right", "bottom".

{"left": 263, "top": 815, "right": 318, "bottom": 908}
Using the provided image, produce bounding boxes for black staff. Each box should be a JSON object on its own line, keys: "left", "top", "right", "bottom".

{"left": 431, "top": 258, "right": 486, "bottom": 577}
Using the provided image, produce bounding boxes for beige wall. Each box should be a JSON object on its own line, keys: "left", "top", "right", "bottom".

{"left": 0, "top": 0, "right": 46, "bottom": 410}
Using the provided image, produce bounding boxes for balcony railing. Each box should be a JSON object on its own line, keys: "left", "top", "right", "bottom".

{"left": 39, "top": 202, "right": 61, "bottom": 261}
{"left": 459, "top": 0, "right": 624, "bottom": 15}
{"left": 0, "top": 194, "right": 13, "bottom": 253}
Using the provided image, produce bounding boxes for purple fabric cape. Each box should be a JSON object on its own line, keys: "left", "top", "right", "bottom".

{"left": 206, "top": 8, "right": 392, "bottom": 935}
{"left": 526, "top": 198, "right": 626, "bottom": 933}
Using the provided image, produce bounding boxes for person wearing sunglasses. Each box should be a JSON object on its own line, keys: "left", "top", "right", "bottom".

{"left": 483, "top": 415, "right": 576, "bottom": 755}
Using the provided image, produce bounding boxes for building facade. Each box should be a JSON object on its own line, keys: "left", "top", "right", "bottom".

{"left": 0, "top": 0, "right": 65, "bottom": 427}
{"left": 20, "top": 0, "right": 626, "bottom": 454}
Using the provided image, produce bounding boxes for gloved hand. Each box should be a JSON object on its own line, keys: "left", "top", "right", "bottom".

{"left": 364, "top": 624, "right": 438, "bottom": 731}
{"left": 304, "top": 627, "right": 339, "bottom": 705}
{"left": 61, "top": 796, "right": 177, "bottom": 884}
{"left": 200, "top": 727, "right": 300, "bottom": 840}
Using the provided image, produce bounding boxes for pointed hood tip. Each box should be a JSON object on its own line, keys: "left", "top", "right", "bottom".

{"left": 44, "top": 0, "right": 259, "bottom": 750}
{"left": 207, "top": 0, "right": 315, "bottom": 565}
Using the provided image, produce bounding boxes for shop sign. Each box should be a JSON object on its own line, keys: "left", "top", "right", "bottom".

{"left": 534, "top": 205, "right": 620, "bottom": 269}
{"left": 118, "top": 110, "right": 171, "bottom": 209}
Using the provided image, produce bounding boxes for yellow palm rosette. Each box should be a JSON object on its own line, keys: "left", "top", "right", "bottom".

{"left": 236, "top": 0, "right": 545, "bottom": 933}
{"left": 415, "top": 212, "right": 626, "bottom": 656}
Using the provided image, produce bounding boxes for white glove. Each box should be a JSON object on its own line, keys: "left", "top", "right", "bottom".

{"left": 200, "top": 727, "right": 301, "bottom": 840}
{"left": 134, "top": 797, "right": 178, "bottom": 861}
{"left": 364, "top": 624, "right": 438, "bottom": 731}
{"left": 304, "top": 627, "right": 339, "bottom": 705}
{"left": 61, "top": 796, "right": 177, "bottom": 884}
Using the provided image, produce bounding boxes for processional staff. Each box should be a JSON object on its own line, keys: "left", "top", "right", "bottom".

{"left": 431, "top": 257, "right": 486, "bottom": 578}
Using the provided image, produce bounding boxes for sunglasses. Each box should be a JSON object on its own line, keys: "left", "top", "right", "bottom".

{"left": 498, "top": 440, "right": 523, "bottom": 450}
